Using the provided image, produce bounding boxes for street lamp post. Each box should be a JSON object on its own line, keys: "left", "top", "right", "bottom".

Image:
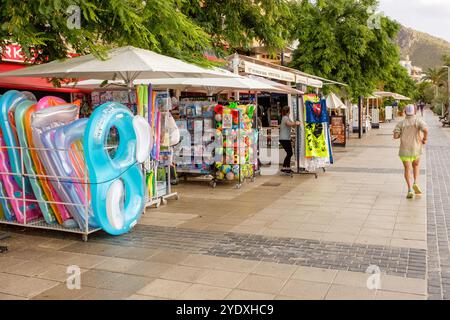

{"left": 442, "top": 66, "right": 450, "bottom": 118}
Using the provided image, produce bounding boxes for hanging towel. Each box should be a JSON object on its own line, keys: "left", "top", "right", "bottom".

{"left": 305, "top": 123, "right": 328, "bottom": 158}
{"left": 305, "top": 99, "right": 328, "bottom": 124}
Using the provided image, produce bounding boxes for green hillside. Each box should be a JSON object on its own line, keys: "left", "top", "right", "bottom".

{"left": 397, "top": 26, "right": 450, "bottom": 70}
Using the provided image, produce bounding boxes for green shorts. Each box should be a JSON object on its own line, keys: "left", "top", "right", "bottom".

{"left": 400, "top": 156, "right": 420, "bottom": 163}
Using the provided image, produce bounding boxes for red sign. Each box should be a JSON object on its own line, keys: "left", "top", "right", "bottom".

{"left": 1, "top": 44, "right": 28, "bottom": 63}
{"left": 1, "top": 44, "right": 79, "bottom": 64}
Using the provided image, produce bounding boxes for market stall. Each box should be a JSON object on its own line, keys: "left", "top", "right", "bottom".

{"left": 70, "top": 74, "right": 276, "bottom": 188}
{"left": 372, "top": 91, "right": 411, "bottom": 123}
{"left": 0, "top": 46, "right": 236, "bottom": 240}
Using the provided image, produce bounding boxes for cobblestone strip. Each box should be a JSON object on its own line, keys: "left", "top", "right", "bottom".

{"left": 349, "top": 145, "right": 398, "bottom": 149}
{"left": 87, "top": 225, "right": 426, "bottom": 279}
{"left": 426, "top": 112, "right": 450, "bottom": 299}
{"left": 327, "top": 167, "right": 425, "bottom": 175}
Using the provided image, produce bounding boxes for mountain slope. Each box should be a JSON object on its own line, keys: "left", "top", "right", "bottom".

{"left": 397, "top": 26, "right": 450, "bottom": 70}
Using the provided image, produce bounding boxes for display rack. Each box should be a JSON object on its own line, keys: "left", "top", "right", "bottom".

{"left": 290, "top": 94, "right": 317, "bottom": 178}
{"left": 0, "top": 145, "right": 102, "bottom": 241}
{"left": 144, "top": 159, "right": 162, "bottom": 208}
{"left": 158, "top": 149, "right": 179, "bottom": 204}
{"left": 240, "top": 96, "right": 261, "bottom": 177}
{"left": 144, "top": 91, "right": 179, "bottom": 207}
{"left": 212, "top": 104, "right": 257, "bottom": 189}
{"left": 173, "top": 98, "right": 217, "bottom": 186}
{"left": 295, "top": 94, "right": 332, "bottom": 177}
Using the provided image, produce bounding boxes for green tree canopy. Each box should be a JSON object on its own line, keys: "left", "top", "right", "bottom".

{"left": 180, "top": 0, "right": 295, "bottom": 56}
{"left": 0, "top": 0, "right": 212, "bottom": 63}
{"left": 382, "top": 64, "right": 417, "bottom": 100}
{"left": 289, "top": 0, "right": 411, "bottom": 101}
{"left": 0, "top": 0, "right": 296, "bottom": 65}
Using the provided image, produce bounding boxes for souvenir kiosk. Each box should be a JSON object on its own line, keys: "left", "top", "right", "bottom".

{"left": 134, "top": 75, "right": 277, "bottom": 189}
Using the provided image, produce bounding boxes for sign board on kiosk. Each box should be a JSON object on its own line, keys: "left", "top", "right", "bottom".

{"left": 330, "top": 115, "right": 346, "bottom": 146}
{"left": 243, "top": 61, "right": 296, "bottom": 82}
{"left": 371, "top": 108, "right": 380, "bottom": 129}
{"left": 385, "top": 106, "right": 393, "bottom": 122}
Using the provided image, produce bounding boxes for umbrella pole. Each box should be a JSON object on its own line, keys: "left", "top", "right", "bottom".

{"left": 127, "top": 81, "right": 134, "bottom": 110}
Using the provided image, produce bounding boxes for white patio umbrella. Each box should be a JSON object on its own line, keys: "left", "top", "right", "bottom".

{"left": 0, "top": 46, "right": 236, "bottom": 86}
{"left": 64, "top": 75, "right": 278, "bottom": 92}
{"left": 373, "top": 91, "right": 410, "bottom": 101}
{"left": 393, "top": 93, "right": 411, "bottom": 101}
{"left": 326, "top": 92, "right": 346, "bottom": 109}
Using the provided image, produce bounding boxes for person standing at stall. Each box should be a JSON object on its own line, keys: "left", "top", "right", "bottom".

{"left": 393, "top": 104, "right": 428, "bottom": 199}
{"left": 279, "top": 106, "right": 301, "bottom": 173}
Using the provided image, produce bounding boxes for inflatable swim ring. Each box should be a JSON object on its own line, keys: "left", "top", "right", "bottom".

{"left": 84, "top": 102, "right": 151, "bottom": 235}
{"left": 42, "top": 118, "right": 97, "bottom": 230}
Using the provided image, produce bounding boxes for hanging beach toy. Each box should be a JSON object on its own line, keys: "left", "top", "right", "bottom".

{"left": 247, "top": 105, "right": 255, "bottom": 119}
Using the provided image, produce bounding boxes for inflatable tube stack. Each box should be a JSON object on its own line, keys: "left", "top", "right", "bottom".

{"left": 0, "top": 90, "right": 151, "bottom": 235}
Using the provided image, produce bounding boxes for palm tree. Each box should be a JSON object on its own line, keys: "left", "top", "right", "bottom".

{"left": 442, "top": 55, "right": 450, "bottom": 115}
{"left": 443, "top": 54, "right": 450, "bottom": 67}
{"left": 423, "top": 67, "right": 446, "bottom": 104}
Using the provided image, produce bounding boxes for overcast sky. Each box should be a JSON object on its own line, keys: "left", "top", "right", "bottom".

{"left": 378, "top": 0, "right": 450, "bottom": 42}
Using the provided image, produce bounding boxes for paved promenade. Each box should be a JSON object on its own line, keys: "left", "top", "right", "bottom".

{"left": 0, "top": 109, "right": 448, "bottom": 300}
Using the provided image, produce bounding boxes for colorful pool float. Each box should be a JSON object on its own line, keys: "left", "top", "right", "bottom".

{"left": 84, "top": 102, "right": 151, "bottom": 235}
{"left": 0, "top": 91, "right": 41, "bottom": 223}
{"left": 0, "top": 91, "right": 35, "bottom": 190}
{"left": 0, "top": 90, "right": 152, "bottom": 236}
{"left": 14, "top": 99, "right": 58, "bottom": 224}
{"left": 42, "top": 118, "right": 97, "bottom": 230}
{"left": 24, "top": 97, "right": 74, "bottom": 224}
{"left": 31, "top": 104, "right": 80, "bottom": 228}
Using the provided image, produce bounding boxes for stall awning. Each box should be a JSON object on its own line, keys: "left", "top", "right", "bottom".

{"left": 228, "top": 54, "right": 346, "bottom": 88}
{"left": 373, "top": 91, "right": 411, "bottom": 101}
{"left": 243, "top": 60, "right": 296, "bottom": 82}
{"left": 247, "top": 75, "right": 304, "bottom": 95}
{"left": 0, "top": 62, "right": 85, "bottom": 93}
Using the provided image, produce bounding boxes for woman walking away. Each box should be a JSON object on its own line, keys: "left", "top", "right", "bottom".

{"left": 418, "top": 101, "right": 425, "bottom": 117}
{"left": 279, "top": 106, "right": 301, "bottom": 173}
{"left": 393, "top": 104, "right": 428, "bottom": 199}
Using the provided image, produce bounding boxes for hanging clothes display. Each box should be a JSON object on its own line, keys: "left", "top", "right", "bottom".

{"left": 305, "top": 99, "right": 328, "bottom": 124}
{"left": 300, "top": 94, "right": 333, "bottom": 172}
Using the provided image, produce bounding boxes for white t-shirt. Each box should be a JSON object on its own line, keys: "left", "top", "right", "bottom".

{"left": 393, "top": 116, "right": 427, "bottom": 157}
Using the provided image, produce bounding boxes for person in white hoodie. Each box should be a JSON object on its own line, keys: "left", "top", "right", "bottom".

{"left": 393, "top": 104, "right": 429, "bottom": 199}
